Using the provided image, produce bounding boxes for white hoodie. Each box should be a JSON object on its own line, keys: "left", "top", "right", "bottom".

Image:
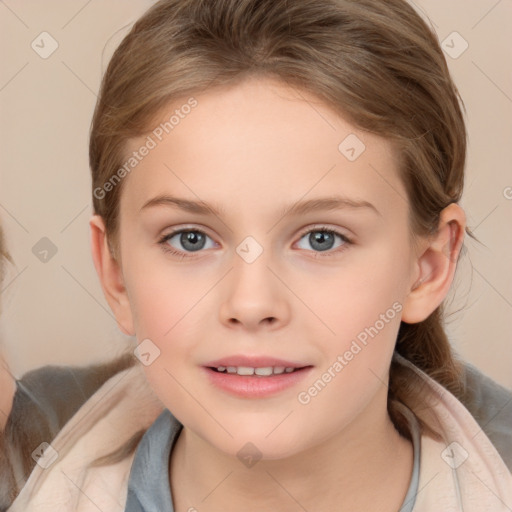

{"left": 6, "top": 354, "right": 512, "bottom": 511}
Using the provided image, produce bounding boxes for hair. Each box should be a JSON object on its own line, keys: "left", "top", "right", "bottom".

{"left": 0, "top": 225, "right": 12, "bottom": 293}
{"left": 87, "top": 0, "right": 479, "bottom": 465}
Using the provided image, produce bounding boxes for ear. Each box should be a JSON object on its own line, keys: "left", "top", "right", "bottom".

{"left": 89, "top": 215, "right": 135, "bottom": 336}
{"left": 401, "top": 203, "right": 466, "bottom": 324}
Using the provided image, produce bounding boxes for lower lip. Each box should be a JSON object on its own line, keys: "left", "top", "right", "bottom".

{"left": 202, "top": 366, "right": 313, "bottom": 398}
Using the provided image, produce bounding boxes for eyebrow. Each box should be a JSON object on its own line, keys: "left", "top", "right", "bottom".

{"left": 140, "top": 194, "right": 381, "bottom": 218}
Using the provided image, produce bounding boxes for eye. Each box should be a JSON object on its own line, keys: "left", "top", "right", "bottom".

{"left": 158, "top": 225, "right": 353, "bottom": 260}
{"left": 295, "top": 226, "right": 352, "bottom": 256}
{"left": 158, "top": 228, "right": 216, "bottom": 257}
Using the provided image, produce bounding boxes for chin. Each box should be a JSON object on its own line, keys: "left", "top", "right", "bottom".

{"left": 201, "top": 421, "right": 309, "bottom": 461}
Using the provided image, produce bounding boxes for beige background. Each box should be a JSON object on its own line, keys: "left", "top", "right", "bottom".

{"left": 0, "top": 0, "right": 511, "bottom": 389}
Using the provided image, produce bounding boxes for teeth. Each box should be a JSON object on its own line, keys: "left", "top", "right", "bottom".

{"left": 215, "top": 366, "right": 299, "bottom": 376}
{"left": 254, "top": 367, "right": 273, "bottom": 376}
{"left": 237, "top": 366, "right": 255, "bottom": 376}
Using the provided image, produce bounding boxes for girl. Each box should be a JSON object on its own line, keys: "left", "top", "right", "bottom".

{"left": 6, "top": 0, "right": 512, "bottom": 510}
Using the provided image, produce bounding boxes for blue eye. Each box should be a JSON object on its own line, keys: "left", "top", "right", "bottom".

{"left": 159, "top": 229, "right": 216, "bottom": 257}
{"left": 296, "top": 227, "right": 352, "bottom": 257}
{"left": 158, "top": 226, "right": 352, "bottom": 259}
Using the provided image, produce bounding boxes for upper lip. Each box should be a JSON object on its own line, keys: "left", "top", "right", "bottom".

{"left": 204, "top": 355, "right": 309, "bottom": 368}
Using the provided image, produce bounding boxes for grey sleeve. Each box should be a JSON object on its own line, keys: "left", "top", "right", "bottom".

{"left": 0, "top": 353, "right": 135, "bottom": 511}
{"left": 459, "top": 362, "right": 512, "bottom": 472}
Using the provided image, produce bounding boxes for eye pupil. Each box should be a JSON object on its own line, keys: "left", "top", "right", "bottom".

{"left": 181, "top": 231, "right": 205, "bottom": 251}
{"left": 310, "top": 231, "right": 334, "bottom": 251}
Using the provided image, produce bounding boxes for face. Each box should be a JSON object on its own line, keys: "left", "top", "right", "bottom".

{"left": 114, "top": 76, "right": 420, "bottom": 459}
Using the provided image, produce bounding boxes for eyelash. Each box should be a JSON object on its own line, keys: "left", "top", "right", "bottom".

{"left": 157, "top": 225, "right": 353, "bottom": 260}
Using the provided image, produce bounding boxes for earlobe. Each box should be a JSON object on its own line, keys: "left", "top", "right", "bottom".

{"left": 89, "top": 215, "right": 135, "bottom": 336}
{"left": 401, "top": 203, "right": 466, "bottom": 324}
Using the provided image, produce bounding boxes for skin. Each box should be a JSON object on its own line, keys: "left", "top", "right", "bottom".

{"left": 90, "top": 76, "right": 466, "bottom": 511}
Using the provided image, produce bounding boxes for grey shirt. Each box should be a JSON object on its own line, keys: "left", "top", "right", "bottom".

{"left": 124, "top": 405, "right": 422, "bottom": 512}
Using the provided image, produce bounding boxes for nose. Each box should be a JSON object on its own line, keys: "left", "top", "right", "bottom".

{"left": 219, "top": 249, "right": 290, "bottom": 332}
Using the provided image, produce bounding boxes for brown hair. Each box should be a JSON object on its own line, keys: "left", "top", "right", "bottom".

{"left": 88, "top": 0, "right": 478, "bottom": 464}
{"left": 0, "top": 225, "right": 12, "bottom": 291}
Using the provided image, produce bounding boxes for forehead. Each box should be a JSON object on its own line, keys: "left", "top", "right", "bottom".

{"left": 120, "top": 77, "right": 408, "bottom": 223}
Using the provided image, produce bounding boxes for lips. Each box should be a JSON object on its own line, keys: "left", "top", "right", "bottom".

{"left": 202, "top": 355, "right": 313, "bottom": 398}
{"left": 204, "top": 355, "right": 306, "bottom": 370}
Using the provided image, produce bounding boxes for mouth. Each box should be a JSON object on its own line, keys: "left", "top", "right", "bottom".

{"left": 202, "top": 359, "right": 313, "bottom": 398}
{"left": 208, "top": 365, "right": 306, "bottom": 376}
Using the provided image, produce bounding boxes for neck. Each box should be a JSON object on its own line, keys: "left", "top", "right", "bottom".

{"left": 169, "top": 389, "right": 413, "bottom": 512}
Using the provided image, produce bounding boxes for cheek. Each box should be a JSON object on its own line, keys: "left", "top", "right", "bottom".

{"left": 294, "top": 254, "right": 405, "bottom": 401}
{"left": 297, "top": 255, "right": 405, "bottom": 351}
{"left": 294, "top": 280, "right": 402, "bottom": 444}
{"left": 294, "top": 252, "right": 406, "bottom": 422}
{"left": 125, "top": 260, "right": 210, "bottom": 414}
{"left": 125, "top": 248, "right": 210, "bottom": 341}
{"left": 123, "top": 251, "right": 217, "bottom": 388}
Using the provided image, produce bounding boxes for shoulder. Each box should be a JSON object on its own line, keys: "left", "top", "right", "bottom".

{"left": 6, "top": 362, "right": 164, "bottom": 512}
{"left": 415, "top": 433, "right": 512, "bottom": 511}
{"left": 458, "top": 362, "right": 512, "bottom": 471}
{"left": 0, "top": 353, "right": 142, "bottom": 511}
{"left": 393, "top": 355, "right": 512, "bottom": 511}
{"left": 13, "top": 352, "right": 137, "bottom": 432}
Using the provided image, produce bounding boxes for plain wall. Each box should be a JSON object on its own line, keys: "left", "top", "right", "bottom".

{"left": 0, "top": 0, "right": 511, "bottom": 389}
